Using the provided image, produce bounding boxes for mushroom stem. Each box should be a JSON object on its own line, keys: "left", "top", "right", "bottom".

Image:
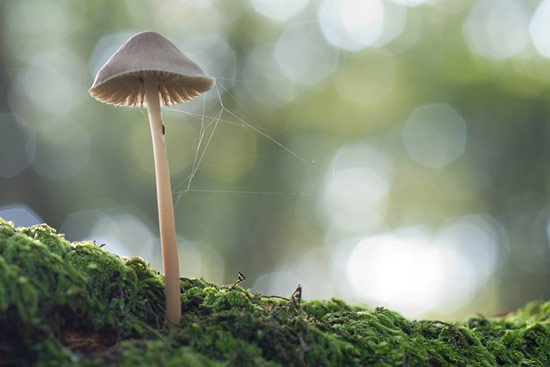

{"left": 144, "top": 76, "right": 181, "bottom": 326}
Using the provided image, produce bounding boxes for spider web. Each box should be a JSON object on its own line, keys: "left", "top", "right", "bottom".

{"left": 167, "top": 81, "right": 318, "bottom": 213}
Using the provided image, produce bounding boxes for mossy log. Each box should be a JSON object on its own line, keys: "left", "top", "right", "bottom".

{"left": 1, "top": 217, "right": 549, "bottom": 367}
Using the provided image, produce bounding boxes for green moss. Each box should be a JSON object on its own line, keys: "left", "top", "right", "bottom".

{"left": 1, "top": 217, "right": 550, "bottom": 366}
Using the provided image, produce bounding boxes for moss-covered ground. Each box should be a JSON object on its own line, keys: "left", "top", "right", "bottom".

{"left": 1, "top": 217, "right": 550, "bottom": 366}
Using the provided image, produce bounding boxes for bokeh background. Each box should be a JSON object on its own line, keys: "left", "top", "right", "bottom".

{"left": 1, "top": 0, "right": 550, "bottom": 320}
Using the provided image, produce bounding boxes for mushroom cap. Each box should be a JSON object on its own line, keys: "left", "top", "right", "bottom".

{"left": 89, "top": 31, "right": 215, "bottom": 107}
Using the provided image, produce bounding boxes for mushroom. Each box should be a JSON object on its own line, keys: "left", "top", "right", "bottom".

{"left": 89, "top": 31, "right": 215, "bottom": 325}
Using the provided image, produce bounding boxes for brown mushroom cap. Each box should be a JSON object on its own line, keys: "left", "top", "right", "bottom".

{"left": 89, "top": 31, "right": 215, "bottom": 107}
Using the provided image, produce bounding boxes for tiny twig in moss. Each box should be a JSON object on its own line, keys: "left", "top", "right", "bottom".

{"left": 228, "top": 271, "right": 246, "bottom": 290}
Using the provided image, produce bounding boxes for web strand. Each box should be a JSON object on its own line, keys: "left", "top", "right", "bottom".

{"left": 169, "top": 80, "right": 317, "bottom": 207}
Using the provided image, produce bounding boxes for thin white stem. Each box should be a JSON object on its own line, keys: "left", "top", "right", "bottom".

{"left": 144, "top": 76, "right": 181, "bottom": 326}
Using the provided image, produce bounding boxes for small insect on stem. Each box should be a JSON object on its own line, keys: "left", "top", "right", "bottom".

{"left": 162, "top": 124, "right": 166, "bottom": 135}
{"left": 229, "top": 271, "right": 246, "bottom": 289}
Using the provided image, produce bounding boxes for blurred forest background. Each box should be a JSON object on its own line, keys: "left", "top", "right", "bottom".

{"left": 1, "top": 0, "right": 550, "bottom": 320}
